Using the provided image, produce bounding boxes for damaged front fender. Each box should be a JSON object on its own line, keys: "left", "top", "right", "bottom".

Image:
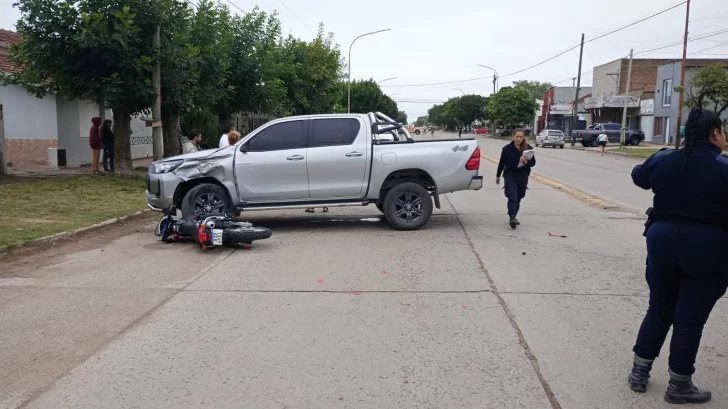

{"left": 167, "top": 147, "right": 241, "bottom": 207}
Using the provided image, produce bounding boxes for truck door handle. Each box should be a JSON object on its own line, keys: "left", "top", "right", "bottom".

{"left": 345, "top": 151, "right": 363, "bottom": 157}
{"left": 286, "top": 155, "right": 304, "bottom": 161}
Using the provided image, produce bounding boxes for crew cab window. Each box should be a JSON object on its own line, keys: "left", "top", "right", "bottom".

{"left": 604, "top": 124, "right": 621, "bottom": 131}
{"left": 245, "top": 120, "right": 306, "bottom": 152}
{"left": 311, "top": 118, "right": 361, "bottom": 147}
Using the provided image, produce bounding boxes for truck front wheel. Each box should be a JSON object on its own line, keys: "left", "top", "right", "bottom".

{"left": 383, "top": 182, "right": 433, "bottom": 231}
{"left": 629, "top": 136, "right": 641, "bottom": 146}
{"left": 181, "top": 183, "right": 232, "bottom": 218}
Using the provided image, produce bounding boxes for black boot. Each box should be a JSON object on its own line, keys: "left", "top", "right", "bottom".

{"left": 627, "top": 355, "right": 653, "bottom": 393}
{"left": 664, "top": 371, "right": 711, "bottom": 404}
{"left": 513, "top": 217, "right": 520, "bottom": 225}
{"left": 509, "top": 215, "right": 517, "bottom": 229}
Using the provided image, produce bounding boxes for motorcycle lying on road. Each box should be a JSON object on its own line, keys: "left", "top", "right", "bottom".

{"left": 155, "top": 204, "right": 272, "bottom": 251}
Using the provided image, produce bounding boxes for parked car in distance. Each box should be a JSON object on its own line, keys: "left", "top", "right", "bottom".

{"left": 535, "top": 130, "right": 565, "bottom": 149}
{"left": 473, "top": 127, "right": 489, "bottom": 135}
{"left": 571, "top": 123, "right": 645, "bottom": 147}
{"left": 146, "top": 112, "right": 484, "bottom": 231}
{"left": 405, "top": 125, "right": 426, "bottom": 135}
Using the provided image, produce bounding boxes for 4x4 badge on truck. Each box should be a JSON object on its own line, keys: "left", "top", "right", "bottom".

{"left": 452, "top": 145, "right": 470, "bottom": 152}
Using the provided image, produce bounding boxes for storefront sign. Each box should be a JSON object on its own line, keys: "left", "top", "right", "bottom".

{"left": 584, "top": 95, "right": 641, "bottom": 109}
{"left": 584, "top": 97, "right": 598, "bottom": 110}
{"left": 549, "top": 104, "right": 573, "bottom": 115}
{"left": 640, "top": 99, "right": 654, "bottom": 115}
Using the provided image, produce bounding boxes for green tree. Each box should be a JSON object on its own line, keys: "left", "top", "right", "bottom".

{"left": 512, "top": 80, "right": 553, "bottom": 103}
{"left": 394, "top": 111, "right": 407, "bottom": 124}
{"left": 160, "top": 0, "right": 233, "bottom": 156}
{"left": 8, "top": 0, "right": 166, "bottom": 172}
{"left": 344, "top": 79, "right": 384, "bottom": 113}
{"left": 484, "top": 86, "right": 536, "bottom": 129}
{"left": 415, "top": 116, "right": 427, "bottom": 126}
{"left": 449, "top": 94, "right": 488, "bottom": 126}
{"left": 684, "top": 64, "right": 728, "bottom": 116}
{"left": 376, "top": 94, "right": 398, "bottom": 119}
{"left": 280, "top": 24, "right": 344, "bottom": 115}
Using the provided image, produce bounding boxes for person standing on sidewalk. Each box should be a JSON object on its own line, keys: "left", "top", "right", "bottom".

{"left": 89, "top": 117, "right": 103, "bottom": 174}
{"left": 101, "top": 119, "right": 115, "bottom": 172}
{"left": 628, "top": 107, "right": 727, "bottom": 405}
{"left": 495, "top": 128, "right": 536, "bottom": 229}
{"left": 597, "top": 132, "right": 608, "bottom": 156}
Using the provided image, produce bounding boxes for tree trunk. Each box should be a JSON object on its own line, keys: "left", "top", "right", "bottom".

{"left": 113, "top": 106, "right": 133, "bottom": 173}
{"left": 162, "top": 108, "right": 181, "bottom": 157}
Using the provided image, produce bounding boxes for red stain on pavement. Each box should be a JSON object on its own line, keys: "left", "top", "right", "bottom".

{"left": 352, "top": 291, "right": 361, "bottom": 295}
{"left": 317, "top": 279, "right": 324, "bottom": 283}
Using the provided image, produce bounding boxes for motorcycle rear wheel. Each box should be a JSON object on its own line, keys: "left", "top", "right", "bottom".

{"left": 222, "top": 227, "right": 273, "bottom": 244}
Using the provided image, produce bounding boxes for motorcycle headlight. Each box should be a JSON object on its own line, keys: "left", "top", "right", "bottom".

{"left": 151, "top": 160, "right": 183, "bottom": 174}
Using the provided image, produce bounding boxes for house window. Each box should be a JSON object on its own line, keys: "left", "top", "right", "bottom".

{"left": 662, "top": 79, "right": 673, "bottom": 107}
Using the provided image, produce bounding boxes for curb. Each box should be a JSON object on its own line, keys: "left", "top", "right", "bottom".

{"left": 0, "top": 209, "right": 152, "bottom": 253}
{"left": 480, "top": 154, "right": 623, "bottom": 211}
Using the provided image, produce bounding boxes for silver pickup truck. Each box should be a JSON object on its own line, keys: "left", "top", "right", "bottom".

{"left": 146, "top": 112, "right": 483, "bottom": 230}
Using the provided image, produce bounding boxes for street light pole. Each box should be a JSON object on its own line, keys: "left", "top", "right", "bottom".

{"left": 477, "top": 64, "right": 499, "bottom": 135}
{"left": 348, "top": 29, "right": 391, "bottom": 113}
{"left": 477, "top": 64, "right": 499, "bottom": 93}
{"left": 452, "top": 88, "right": 465, "bottom": 95}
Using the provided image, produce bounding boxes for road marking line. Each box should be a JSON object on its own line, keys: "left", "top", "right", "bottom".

{"left": 480, "top": 154, "right": 621, "bottom": 211}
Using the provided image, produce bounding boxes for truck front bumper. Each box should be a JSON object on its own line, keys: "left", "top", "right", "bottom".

{"left": 468, "top": 176, "right": 483, "bottom": 191}
{"left": 145, "top": 172, "right": 183, "bottom": 212}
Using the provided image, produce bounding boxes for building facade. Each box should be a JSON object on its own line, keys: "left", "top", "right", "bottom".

{"left": 588, "top": 58, "right": 678, "bottom": 130}
{"left": 652, "top": 60, "right": 728, "bottom": 145}
{"left": 0, "top": 29, "right": 153, "bottom": 168}
{"left": 537, "top": 86, "right": 593, "bottom": 134}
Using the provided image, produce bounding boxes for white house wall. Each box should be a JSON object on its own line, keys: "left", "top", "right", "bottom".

{"left": 0, "top": 84, "right": 59, "bottom": 165}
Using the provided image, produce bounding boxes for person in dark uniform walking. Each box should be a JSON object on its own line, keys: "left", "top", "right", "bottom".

{"left": 496, "top": 128, "right": 535, "bottom": 229}
{"left": 628, "top": 107, "right": 727, "bottom": 405}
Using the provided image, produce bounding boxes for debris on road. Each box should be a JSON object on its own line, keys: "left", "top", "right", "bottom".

{"left": 548, "top": 232, "right": 567, "bottom": 238}
{"left": 317, "top": 279, "right": 324, "bottom": 284}
{"left": 352, "top": 291, "right": 361, "bottom": 295}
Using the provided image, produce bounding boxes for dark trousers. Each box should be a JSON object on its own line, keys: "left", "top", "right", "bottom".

{"left": 103, "top": 145, "right": 115, "bottom": 171}
{"left": 503, "top": 174, "right": 528, "bottom": 217}
{"left": 633, "top": 221, "right": 728, "bottom": 375}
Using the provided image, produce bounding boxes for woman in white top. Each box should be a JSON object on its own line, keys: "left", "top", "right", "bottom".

{"left": 597, "top": 132, "right": 608, "bottom": 156}
{"left": 219, "top": 126, "right": 235, "bottom": 149}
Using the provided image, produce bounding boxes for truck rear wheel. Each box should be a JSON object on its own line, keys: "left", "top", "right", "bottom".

{"left": 181, "top": 183, "right": 232, "bottom": 218}
{"left": 383, "top": 182, "right": 433, "bottom": 231}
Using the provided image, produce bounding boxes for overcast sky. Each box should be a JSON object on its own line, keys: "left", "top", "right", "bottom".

{"left": 2, "top": 0, "right": 727, "bottom": 120}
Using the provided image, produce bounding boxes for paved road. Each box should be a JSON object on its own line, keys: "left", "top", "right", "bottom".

{"left": 1, "top": 144, "right": 727, "bottom": 408}
{"left": 430, "top": 131, "right": 653, "bottom": 214}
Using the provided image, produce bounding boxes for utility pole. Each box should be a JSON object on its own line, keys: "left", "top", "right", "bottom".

{"left": 571, "top": 33, "right": 585, "bottom": 147}
{"left": 152, "top": 24, "right": 163, "bottom": 160}
{"left": 674, "top": 0, "right": 691, "bottom": 149}
{"left": 620, "top": 49, "right": 634, "bottom": 147}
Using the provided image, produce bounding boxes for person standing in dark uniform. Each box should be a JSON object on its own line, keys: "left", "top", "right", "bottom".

{"left": 101, "top": 119, "right": 115, "bottom": 172}
{"left": 496, "top": 128, "right": 536, "bottom": 229}
{"left": 628, "top": 107, "right": 727, "bottom": 404}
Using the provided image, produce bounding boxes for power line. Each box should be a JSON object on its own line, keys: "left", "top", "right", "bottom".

{"left": 584, "top": 1, "right": 687, "bottom": 44}
{"left": 635, "top": 28, "right": 728, "bottom": 56}
{"left": 276, "top": 0, "right": 315, "bottom": 35}
{"left": 688, "top": 40, "right": 728, "bottom": 55}
{"left": 382, "top": 76, "right": 493, "bottom": 88}
{"left": 223, "top": 0, "right": 248, "bottom": 15}
{"left": 499, "top": 44, "right": 582, "bottom": 78}
{"left": 385, "top": 1, "right": 693, "bottom": 88}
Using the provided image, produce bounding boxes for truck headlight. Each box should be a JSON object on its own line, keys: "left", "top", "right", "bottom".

{"left": 150, "top": 160, "right": 183, "bottom": 174}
